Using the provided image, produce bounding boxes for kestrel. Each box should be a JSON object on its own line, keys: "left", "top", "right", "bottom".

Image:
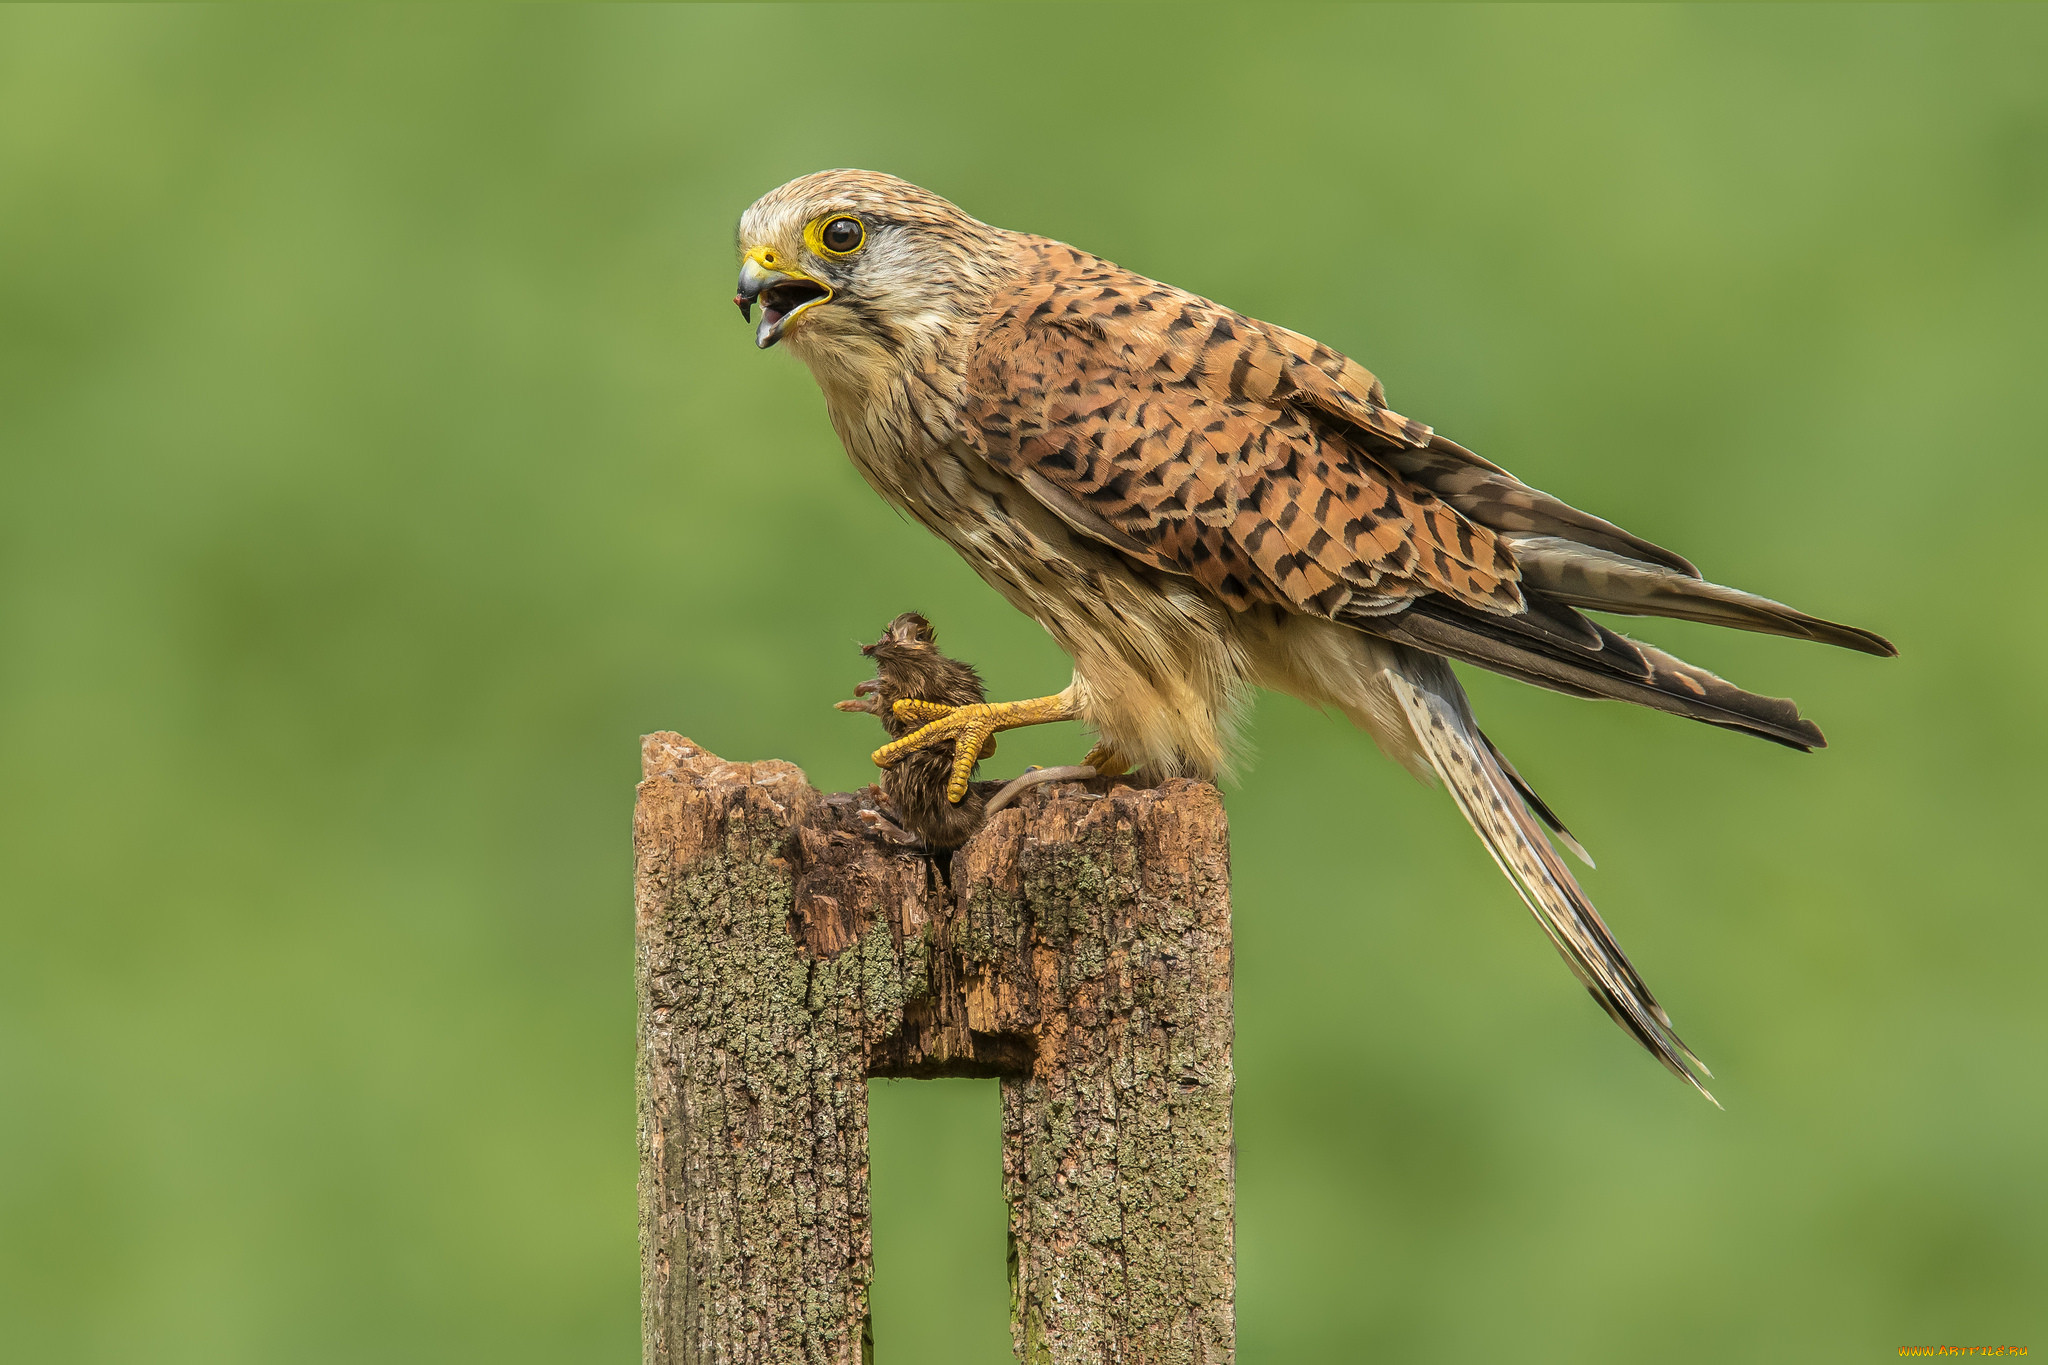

{"left": 734, "top": 170, "right": 1894, "bottom": 1100}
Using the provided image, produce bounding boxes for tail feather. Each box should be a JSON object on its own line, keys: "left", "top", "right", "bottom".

{"left": 1478, "top": 728, "right": 1594, "bottom": 868}
{"left": 1387, "top": 658, "right": 1717, "bottom": 1103}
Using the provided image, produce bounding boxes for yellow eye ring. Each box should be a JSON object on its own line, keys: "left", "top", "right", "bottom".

{"left": 808, "top": 215, "right": 865, "bottom": 257}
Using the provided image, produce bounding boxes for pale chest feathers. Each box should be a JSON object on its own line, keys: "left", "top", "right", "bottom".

{"left": 802, "top": 350, "right": 1258, "bottom": 781}
{"left": 821, "top": 371, "right": 965, "bottom": 522}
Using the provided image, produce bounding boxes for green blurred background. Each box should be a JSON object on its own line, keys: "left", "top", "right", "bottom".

{"left": 2, "top": 5, "right": 2042, "bottom": 1361}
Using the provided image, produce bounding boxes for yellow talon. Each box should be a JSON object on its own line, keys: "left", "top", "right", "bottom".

{"left": 886, "top": 700, "right": 998, "bottom": 761}
{"left": 869, "top": 691, "right": 1080, "bottom": 804}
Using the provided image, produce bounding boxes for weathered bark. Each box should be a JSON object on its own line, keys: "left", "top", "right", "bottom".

{"left": 636, "top": 733, "right": 1234, "bottom": 1365}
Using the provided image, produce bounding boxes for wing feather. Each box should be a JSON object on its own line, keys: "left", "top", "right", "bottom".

{"left": 962, "top": 240, "right": 1523, "bottom": 621}
{"left": 961, "top": 234, "right": 1891, "bottom": 749}
{"left": 1505, "top": 535, "right": 1897, "bottom": 657}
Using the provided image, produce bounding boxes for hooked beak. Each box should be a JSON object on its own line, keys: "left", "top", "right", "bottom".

{"left": 734, "top": 248, "right": 831, "bottom": 349}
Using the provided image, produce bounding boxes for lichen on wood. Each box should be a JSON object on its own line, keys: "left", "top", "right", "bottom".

{"left": 636, "top": 733, "right": 1233, "bottom": 1364}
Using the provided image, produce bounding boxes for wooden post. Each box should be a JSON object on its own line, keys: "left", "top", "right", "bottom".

{"left": 635, "top": 733, "right": 1234, "bottom": 1365}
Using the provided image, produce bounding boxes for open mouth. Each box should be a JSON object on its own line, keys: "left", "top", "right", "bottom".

{"left": 749, "top": 278, "right": 830, "bottom": 349}
{"left": 735, "top": 250, "right": 835, "bottom": 349}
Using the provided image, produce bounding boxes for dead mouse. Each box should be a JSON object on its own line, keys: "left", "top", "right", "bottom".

{"left": 835, "top": 612, "right": 1094, "bottom": 850}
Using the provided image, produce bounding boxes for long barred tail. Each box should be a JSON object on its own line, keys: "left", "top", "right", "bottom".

{"left": 1386, "top": 654, "right": 1717, "bottom": 1104}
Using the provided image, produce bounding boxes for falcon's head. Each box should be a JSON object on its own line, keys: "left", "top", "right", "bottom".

{"left": 734, "top": 170, "right": 1003, "bottom": 366}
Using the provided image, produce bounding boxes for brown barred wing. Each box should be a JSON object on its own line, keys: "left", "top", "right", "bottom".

{"left": 1260, "top": 344, "right": 1894, "bottom": 657}
{"left": 961, "top": 239, "right": 1523, "bottom": 621}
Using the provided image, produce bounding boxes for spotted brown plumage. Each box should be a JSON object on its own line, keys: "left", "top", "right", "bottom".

{"left": 735, "top": 169, "right": 1896, "bottom": 1100}
{"left": 965, "top": 240, "right": 1524, "bottom": 622}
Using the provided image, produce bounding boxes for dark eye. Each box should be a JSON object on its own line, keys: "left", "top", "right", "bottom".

{"left": 821, "top": 217, "right": 863, "bottom": 253}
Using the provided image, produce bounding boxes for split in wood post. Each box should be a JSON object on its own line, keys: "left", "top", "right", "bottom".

{"left": 635, "top": 732, "right": 1234, "bottom": 1365}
